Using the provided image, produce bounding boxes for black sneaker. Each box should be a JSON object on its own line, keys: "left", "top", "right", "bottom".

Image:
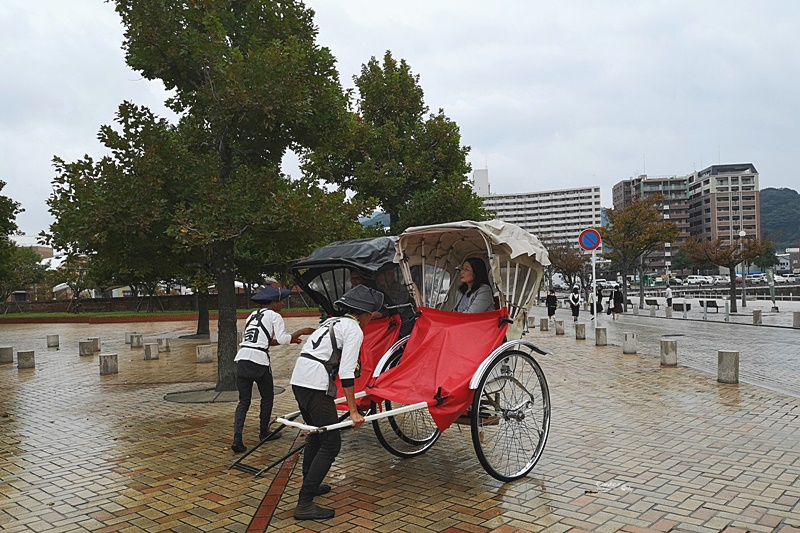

{"left": 231, "top": 434, "right": 247, "bottom": 454}
{"left": 294, "top": 503, "right": 335, "bottom": 520}
{"left": 316, "top": 484, "right": 331, "bottom": 496}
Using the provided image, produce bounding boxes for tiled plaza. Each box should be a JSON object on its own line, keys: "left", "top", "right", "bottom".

{"left": 1, "top": 315, "right": 799, "bottom": 532}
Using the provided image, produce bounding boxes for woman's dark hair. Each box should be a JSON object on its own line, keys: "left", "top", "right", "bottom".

{"left": 458, "top": 257, "right": 490, "bottom": 294}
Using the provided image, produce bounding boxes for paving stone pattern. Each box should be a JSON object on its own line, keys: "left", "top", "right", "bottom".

{"left": 1, "top": 317, "right": 800, "bottom": 532}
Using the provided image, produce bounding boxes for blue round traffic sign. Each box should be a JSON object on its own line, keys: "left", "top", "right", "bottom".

{"left": 578, "top": 228, "right": 602, "bottom": 251}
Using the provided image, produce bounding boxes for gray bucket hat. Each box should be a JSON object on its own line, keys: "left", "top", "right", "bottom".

{"left": 251, "top": 285, "right": 292, "bottom": 303}
{"left": 334, "top": 285, "right": 384, "bottom": 314}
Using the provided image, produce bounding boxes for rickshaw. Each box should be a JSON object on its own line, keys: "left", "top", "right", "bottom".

{"left": 236, "top": 221, "right": 552, "bottom": 482}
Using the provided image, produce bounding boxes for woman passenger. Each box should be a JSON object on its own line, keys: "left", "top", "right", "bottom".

{"left": 454, "top": 258, "right": 495, "bottom": 313}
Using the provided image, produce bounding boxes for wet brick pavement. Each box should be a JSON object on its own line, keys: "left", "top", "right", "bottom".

{"left": 1, "top": 315, "right": 799, "bottom": 532}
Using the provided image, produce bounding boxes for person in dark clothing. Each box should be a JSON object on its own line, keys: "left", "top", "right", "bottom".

{"left": 568, "top": 286, "right": 581, "bottom": 322}
{"left": 545, "top": 289, "right": 558, "bottom": 321}
{"left": 609, "top": 284, "right": 624, "bottom": 320}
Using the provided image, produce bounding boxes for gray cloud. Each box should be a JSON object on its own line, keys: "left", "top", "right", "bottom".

{"left": 2, "top": 0, "right": 797, "bottom": 234}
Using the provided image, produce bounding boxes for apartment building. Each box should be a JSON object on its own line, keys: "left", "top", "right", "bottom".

{"left": 612, "top": 174, "right": 690, "bottom": 274}
{"left": 687, "top": 163, "right": 760, "bottom": 243}
{"left": 475, "top": 171, "right": 602, "bottom": 245}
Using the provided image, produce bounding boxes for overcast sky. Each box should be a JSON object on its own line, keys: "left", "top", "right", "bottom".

{"left": 2, "top": 1, "right": 799, "bottom": 237}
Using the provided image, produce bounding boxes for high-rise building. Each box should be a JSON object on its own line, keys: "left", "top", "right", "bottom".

{"left": 612, "top": 163, "right": 761, "bottom": 276}
{"left": 687, "top": 163, "right": 760, "bottom": 243}
{"left": 475, "top": 170, "right": 602, "bottom": 245}
{"left": 612, "top": 174, "right": 689, "bottom": 274}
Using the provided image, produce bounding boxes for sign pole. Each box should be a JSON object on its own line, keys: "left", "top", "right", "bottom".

{"left": 592, "top": 249, "right": 597, "bottom": 330}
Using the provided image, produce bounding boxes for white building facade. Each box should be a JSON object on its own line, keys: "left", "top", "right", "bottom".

{"left": 475, "top": 172, "right": 602, "bottom": 244}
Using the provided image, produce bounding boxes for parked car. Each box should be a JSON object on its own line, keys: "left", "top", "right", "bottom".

{"left": 745, "top": 274, "right": 766, "bottom": 284}
{"left": 785, "top": 274, "right": 797, "bottom": 284}
{"left": 670, "top": 277, "right": 683, "bottom": 286}
{"left": 712, "top": 275, "right": 730, "bottom": 285}
{"left": 686, "top": 275, "right": 708, "bottom": 285}
{"left": 773, "top": 274, "right": 788, "bottom": 284}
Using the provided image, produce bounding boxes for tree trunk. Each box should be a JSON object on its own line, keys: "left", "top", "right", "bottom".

{"left": 196, "top": 290, "right": 210, "bottom": 335}
{"left": 637, "top": 263, "right": 646, "bottom": 309}
{"left": 213, "top": 239, "right": 238, "bottom": 392}
{"left": 728, "top": 263, "right": 738, "bottom": 313}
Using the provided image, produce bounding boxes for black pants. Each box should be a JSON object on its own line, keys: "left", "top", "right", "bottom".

{"left": 233, "top": 360, "right": 274, "bottom": 437}
{"left": 292, "top": 385, "right": 341, "bottom": 505}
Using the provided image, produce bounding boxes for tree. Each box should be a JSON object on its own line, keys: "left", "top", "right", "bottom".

{"left": 302, "top": 51, "right": 490, "bottom": 232}
{"left": 599, "top": 195, "right": 679, "bottom": 308}
{"left": 681, "top": 235, "right": 769, "bottom": 313}
{"left": 670, "top": 249, "right": 693, "bottom": 274}
{"left": 541, "top": 238, "right": 590, "bottom": 292}
{"left": 0, "top": 180, "right": 23, "bottom": 282}
{"left": 0, "top": 245, "right": 45, "bottom": 304}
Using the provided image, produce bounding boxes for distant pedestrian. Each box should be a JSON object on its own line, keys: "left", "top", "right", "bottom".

{"left": 665, "top": 285, "right": 673, "bottom": 308}
{"left": 609, "top": 284, "right": 624, "bottom": 320}
{"left": 568, "top": 286, "right": 581, "bottom": 322}
{"left": 546, "top": 289, "right": 558, "bottom": 321}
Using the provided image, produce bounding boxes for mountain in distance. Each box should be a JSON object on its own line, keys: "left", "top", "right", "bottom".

{"left": 760, "top": 187, "right": 800, "bottom": 250}
{"left": 359, "top": 210, "right": 390, "bottom": 228}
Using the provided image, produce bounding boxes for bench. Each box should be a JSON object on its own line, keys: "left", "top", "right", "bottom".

{"left": 645, "top": 298, "right": 660, "bottom": 309}
{"left": 673, "top": 302, "right": 691, "bottom": 312}
{"left": 700, "top": 300, "right": 720, "bottom": 313}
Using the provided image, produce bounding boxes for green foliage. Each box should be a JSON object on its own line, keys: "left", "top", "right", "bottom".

{"left": 1, "top": 246, "right": 47, "bottom": 301}
{"left": 302, "top": 50, "right": 487, "bottom": 232}
{"left": 0, "top": 180, "right": 22, "bottom": 238}
{"left": 752, "top": 241, "right": 779, "bottom": 271}
{"left": 760, "top": 187, "right": 800, "bottom": 250}
{"left": 670, "top": 249, "right": 693, "bottom": 272}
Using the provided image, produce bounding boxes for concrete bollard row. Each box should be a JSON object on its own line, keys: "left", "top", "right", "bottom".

{"left": 718, "top": 350, "right": 739, "bottom": 384}
{"left": 125, "top": 332, "right": 138, "bottom": 344}
{"left": 665, "top": 307, "right": 673, "bottom": 319}
{"left": 157, "top": 338, "right": 171, "bottom": 353}
{"left": 130, "top": 334, "right": 143, "bottom": 348}
{"left": 753, "top": 310, "right": 762, "bottom": 326}
{"left": 660, "top": 339, "right": 677, "bottom": 366}
{"left": 18, "top": 350, "right": 35, "bottom": 369}
{"left": 575, "top": 323, "right": 586, "bottom": 340}
{"left": 88, "top": 337, "right": 101, "bottom": 352}
{"left": 623, "top": 332, "right": 637, "bottom": 354}
{"left": 47, "top": 335, "right": 59, "bottom": 348}
{"left": 555, "top": 320, "right": 565, "bottom": 335}
{"left": 650, "top": 306, "right": 656, "bottom": 317}
{"left": 595, "top": 327, "right": 607, "bottom": 346}
{"left": 794, "top": 311, "right": 800, "bottom": 329}
{"left": 0, "top": 346, "right": 12, "bottom": 364}
{"left": 99, "top": 353, "right": 118, "bottom": 375}
{"left": 197, "top": 345, "right": 214, "bottom": 364}
{"left": 540, "top": 318, "right": 549, "bottom": 332}
{"left": 144, "top": 344, "right": 159, "bottom": 360}
{"left": 79, "top": 341, "right": 94, "bottom": 357}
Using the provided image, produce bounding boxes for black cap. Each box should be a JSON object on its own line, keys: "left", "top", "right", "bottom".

{"left": 334, "top": 285, "right": 384, "bottom": 314}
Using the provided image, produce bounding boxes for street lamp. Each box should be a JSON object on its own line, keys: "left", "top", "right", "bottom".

{"left": 739, "top": 230, "right": 747, "bottom": 308}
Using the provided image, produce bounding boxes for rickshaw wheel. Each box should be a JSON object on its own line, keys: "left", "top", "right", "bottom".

{"left": 470, "top": 349, "right": 550, "bottom": 481}
{"left": 371, "top": 349, "right": 441, "bottom": 458}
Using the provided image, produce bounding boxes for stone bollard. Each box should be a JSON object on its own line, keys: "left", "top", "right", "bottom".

{"left": 130, "top": 334, "right": 143, "bottom": 348}
{"left": 718, "top": 350, "right": 739, "bottom": 384}
{"left": 575, "top": 323, "right": 586, "bottom": 340}
{"left": 196, "top": 345, "right": 214, "bottom": 364}
{"left": 632, "top": 305, "right": 639, "bottom": 316}
{"left": 47, "top": 335, "right": 59, "bottom": 348}
{"left": 540, "top": 318, "right": 549, "bottom": 332}
{"left": 125, "top": 332, "right": 137, "bottom": 344}
{"left": 18, "top": 351, "right": 35, "bottom": 369}
{"left": 144, "top": 344, "right": 160, "bottom": 360}
{"left": 794, "top": 311, "right": 800, "bottom": 329}
{"left": 752, "top": 309, "right": 762, "bottom": 325}
{"left": 595, "top": 327, "right": 607, "bottom": 346}
{"left": 660, "top": 339, "right": 677, "bottom": 366}
{"left": 210, "top": 330, "right": 219, "bottom": 343}
{"left": 0, "top": 346, "right": 13, "bottom": 364}
{"left": 665, "top": 307, "right": 673, "bottom": 319}
{"left": 650, "top": 306, "right": 656, "bottom": 317}
{"left": 724, "top": 302, "right": 730, "bottom": 322}
{"left": 79, "top": 341, "right": 94, "bottom": 357}
{"left": 99, "top": 353, "right": 118, "bottom": 375}
{"left": 157, "top": 338, "right": 171, "bottom": 353}
{"left": 527, "top": 316, "right": 536, "bottom": 329}
{"left": 88, "top": 337, "right": 101, "bottom": 352}
{"left": 623, "top": 332, "right": 637, "bottom": 354}
{"left": 237, "top": 331, "right": 243, "bottom": 345}
{"left": 555, "top": 320, "right": 565, "bottom": 335}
